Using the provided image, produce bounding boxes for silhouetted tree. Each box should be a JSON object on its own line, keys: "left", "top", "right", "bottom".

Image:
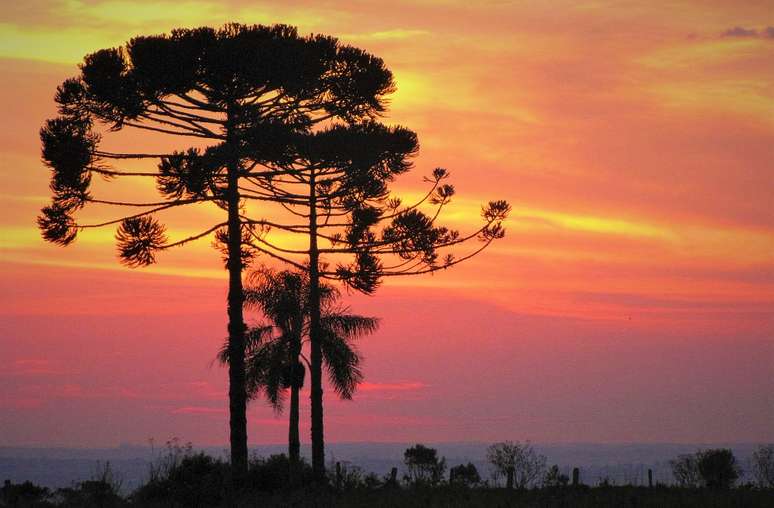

{"left": 0, "top": 481, "right": 51, "bottom": 506}
{"left": 671, "top": 449, "right": 741, "bottom": 489}
{"left": 486, "top": 441, "right": 546, "bottom": 489}
{"left": 218, "top": 267, "right": 377, "bottom": 468}
{"left": 403, "top": 444, "right": 447, "bottom": 486}
{"left": 752, "top": 444, "right": 774, "bottom": 488}
{"left": 696, "top": 448, "right": 740, "bottom": 489}
{"left": 449, "top": 462, "right": 481, "bottom": 487}
{"left": 670, "top": 453, "right": 701, "bottom": 488}
{"left": 37, "top": 23, "right": 404, "bottom": 482}
{"left": 543, "top": 464, "right": 569, "bottom": 487}
{"left": 239, "top": 96, "right": 510, "bottom": 482}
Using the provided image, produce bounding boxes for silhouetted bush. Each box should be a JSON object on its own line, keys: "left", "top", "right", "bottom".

{"left": 752, "top": 444, "right": 774, "bottom": 488}
{"left": 449, "top": 463, "right": 481, "bottom": 487}
{"left": 544, "top": 464, "right": 570, "bottom": 488}
{"left": 247, "top": 454, "right": 313, "bottom": 492}
{"left": 696, "top": 449, "right": 740, "bottom": 489}
{"left": 403, "top": 444, "right": 446, "bottom": 486}
{"left": 54, "top": 462, "right": 125, "bottom": 508}
{"left": 1, "top": 480, "right": 52, "bottom": 507}
{"left": 670, "top": 449, "right": 741, "bottom": 489}
{"left": 486, "top": 441, "right": 546, "bottom": 489}
{"left": 131, "top": 453, "right": 228, "bottom": 507}
{"left": 670, "top": 453, "right": 701, "bottom": 487}
{"left": 328, "top": 461, "right": 376, "bottom": 491}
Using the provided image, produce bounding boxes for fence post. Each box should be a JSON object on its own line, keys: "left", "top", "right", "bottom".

{"left": 648, "top": 468, "right": 653, "bottom": 488}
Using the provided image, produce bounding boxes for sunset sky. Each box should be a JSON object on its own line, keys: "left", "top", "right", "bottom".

{"left": 1, "top": 1, "right": 772, "bottom": 448}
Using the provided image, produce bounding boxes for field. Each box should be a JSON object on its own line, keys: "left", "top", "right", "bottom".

{"left": 4, "top": 481, "right": 774, "bottom": 508}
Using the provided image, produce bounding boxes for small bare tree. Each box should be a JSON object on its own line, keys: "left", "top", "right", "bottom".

{"left": 752, "top": 444, "right": 774, "bottom": 488}
{"left": 486, "top": 441, "right": 546, "bottom": 489}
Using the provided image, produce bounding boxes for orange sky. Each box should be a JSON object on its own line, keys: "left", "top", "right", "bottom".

{"left": 1, "top": 1, "right": 773, "bottom": 447}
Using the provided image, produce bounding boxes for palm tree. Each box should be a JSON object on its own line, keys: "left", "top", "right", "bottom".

{"left": 218, "top": 268, "right": 378, "bottom": 466}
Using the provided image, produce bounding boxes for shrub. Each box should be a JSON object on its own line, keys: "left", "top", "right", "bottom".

{"left": 449, "top": 463, "right": 481, "bottom": 487}
{"left": 752, "top": 444, "right": 774, "bottom": 488}
{"left": 486, "top": 441, "right": 546, "bottom": 489}
{"left": 1, "top": 480, "right": 52, "bottom": 507}
{"left": 55, "top": 462, "right": 125, "bottom": 508}
{"left": 543, "top": 465, "right": 569, "bottom": 488}
{"left": 247, "top": 453, "right": 313, "bottom": 492}
{"left": 671, "top": 448, "right": 741, "bottom": 489}
{"left": 403, "top": 444, "right": 447, "bottom": 486}
{"left": 671, "top": 454, "right": 701, "bottom": 488}
{"left": 696, "top": 449, "right": 740, "bottom": 489}
{"left": 132, "top": 452, "right": 228, "bottom": 507}
{"left": 329, "top": 461, "right": 375, "bottom": 491}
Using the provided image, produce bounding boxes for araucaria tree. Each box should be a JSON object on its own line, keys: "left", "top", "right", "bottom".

{"left": 36, "top": 23, "right": 408, "bottom": 482}
{"left": 234, "top": 95, "right": 511, "bottom": 480}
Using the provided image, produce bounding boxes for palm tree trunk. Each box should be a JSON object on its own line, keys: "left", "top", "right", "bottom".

{"left": 226, "top": 107, "right": 248, "bottom": 485}
{"left": 289, "top": 382, "right": 300, "bottom": 464}
{"left": 308, "top": 169, "right": 325, "bottom": 480}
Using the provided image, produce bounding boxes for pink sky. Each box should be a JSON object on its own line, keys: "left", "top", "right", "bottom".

{"left": 1, "top": 0, "right": 772, "bottom": 446}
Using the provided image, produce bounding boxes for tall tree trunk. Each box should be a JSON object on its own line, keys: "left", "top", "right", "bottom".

{"left": 226, "top": 109, "right": 248, "bottom": 485}
{"left": 308, "top": 170, "right": 325, "bottom": 480}
{"left": 289, "top": 379, "right": 300, "bottom": 464}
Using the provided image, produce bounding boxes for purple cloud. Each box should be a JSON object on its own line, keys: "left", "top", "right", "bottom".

{"left": 721, "top": 26, "right": 774, "bottom": 39}
{"left": 721, "top": 26, "right": 758, "bottom": 38}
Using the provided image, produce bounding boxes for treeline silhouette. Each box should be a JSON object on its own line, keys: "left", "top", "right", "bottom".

{"left": 2, "top": 442, "right": 773, "bottom": 507}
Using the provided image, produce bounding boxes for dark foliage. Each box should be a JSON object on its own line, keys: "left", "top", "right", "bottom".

{"left": 132, "top": 453, "right": 228, "bottom": 508}
{"left": 696, "top": 449, "right": 741, "bottom": 489}
{"left": 1, "top": 480, "right": 52, "bottom": 507}
{"left": 671, "top": 449, "right": 741, "bottom": 489}
{"left": 449, "top": 463, "right": 482, "bottom": 488}
{"left": 115, "top": 216, "right": 168, "bottom": 267}
{"left": 753, "top": 444, "right": 774, "bottom": 488}
{"left": 403, "top": 444, "right": 447, "bottom": 486}
{"left": 247, "top": 454, "right": 314, "bottom": 492}
{"left": 543, "top": 464, "right": 570, "bottom": 488}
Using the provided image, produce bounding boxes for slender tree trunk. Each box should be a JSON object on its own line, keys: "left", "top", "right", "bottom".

{"left": 308, "top": 169, "right": 325, "bottom": 480}
{"left": 225, "top": 108, "right": 248, "bottom": 485}
{"left": 289, "top": 381, "right": 300, "bottom": 464}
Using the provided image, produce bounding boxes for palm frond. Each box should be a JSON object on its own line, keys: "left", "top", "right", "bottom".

{"left": 320, "top": 330, "right": 364, "bottom": 400}
{"left": 320, "top": 312, "right": 379, "bottom": 341}
{"left": 245, "top": 267, "right": 305, "bottom": 332}
{"left": 238, "top": 266, "right": 374, "bottom": 406}
{"left": 246, "top": 336, "right": 292, "bottom": 412}
{"left": 215, "top": 324, "right": 273, "bottom": 365}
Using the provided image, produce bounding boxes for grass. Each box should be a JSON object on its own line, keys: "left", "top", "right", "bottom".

{"left": 251, "top": 486, "right": 774, "bottom": 508}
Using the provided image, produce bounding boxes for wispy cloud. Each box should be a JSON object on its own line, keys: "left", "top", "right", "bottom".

{"left": 342, "top": 28, "right": 429, "bottom": 41}
{"left": 359, "top": 381, "right": 428, "bottom": 392}
{"left": 171, "top": 406, "right": 225, "bottom": 415}
{"left": 721, "top": 26, "right": 774, "bottom": 39}
{"left": 0, "top": 359, "right": 69, "bottom": 376}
